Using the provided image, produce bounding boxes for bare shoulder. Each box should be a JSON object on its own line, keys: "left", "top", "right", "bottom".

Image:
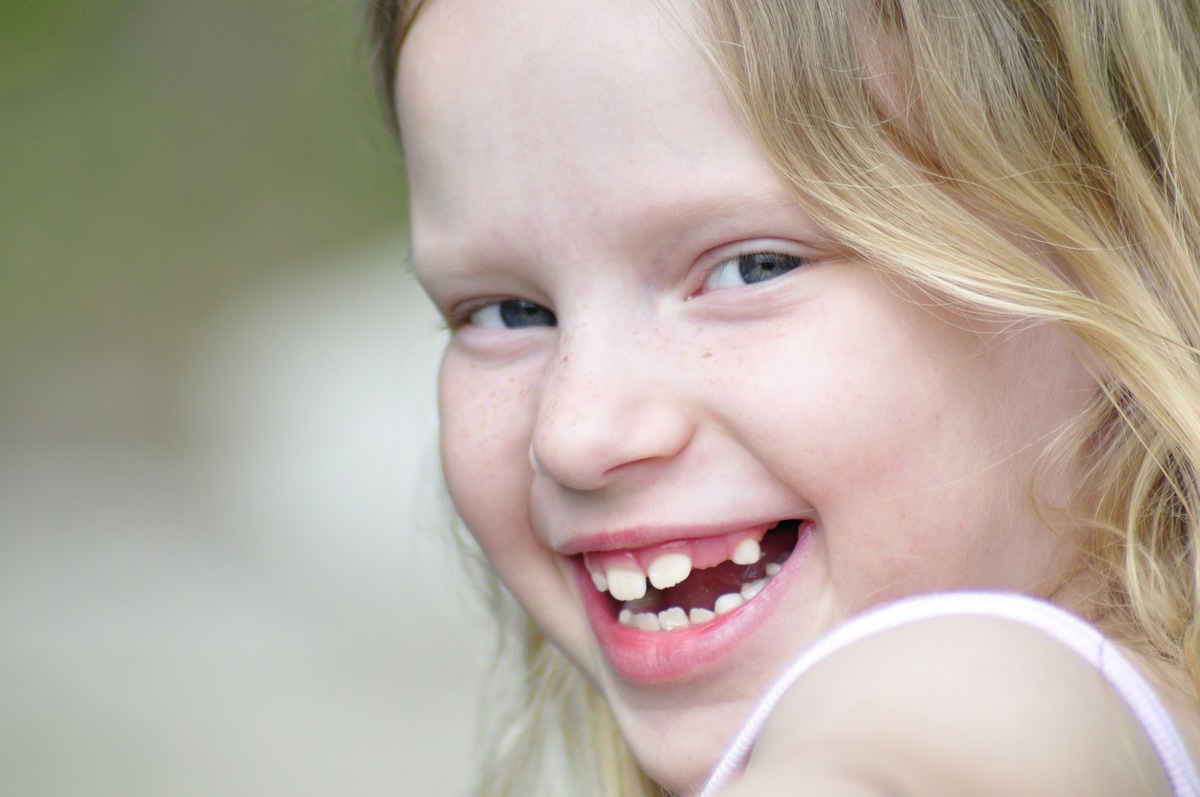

{"left": 719, "top": 615, "right": 1176, "bottom": 797}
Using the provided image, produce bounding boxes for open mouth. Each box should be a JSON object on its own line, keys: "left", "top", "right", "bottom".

{"left": 582, "top": 520, "right": 802, "bottom": 632}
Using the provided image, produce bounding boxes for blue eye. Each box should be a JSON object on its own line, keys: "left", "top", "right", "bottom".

{"left": 704, "top": 251, "right": 806, "bottom": 291}
{"left": 469, "top": 299, "right": 557, "bottom": 329}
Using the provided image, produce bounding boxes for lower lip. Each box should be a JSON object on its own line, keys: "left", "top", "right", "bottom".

{"left": 574, "top": 522, "right": 814, "bottom": 685}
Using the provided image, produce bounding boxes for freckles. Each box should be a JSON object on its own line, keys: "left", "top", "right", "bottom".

{"left": 447, "top": 415, "right": 497, "bottom": 469}
{"left": 442, "top": 378, "right": 529, "bottom": 471}
{"left": 442, "top": 381, "right": 536, "bottom": 535}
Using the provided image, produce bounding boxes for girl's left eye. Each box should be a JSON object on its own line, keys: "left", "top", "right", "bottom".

{"left": 703, "top": 251, "right": 807, "bottom": 291}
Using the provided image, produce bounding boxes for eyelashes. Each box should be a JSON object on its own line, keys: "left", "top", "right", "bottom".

{"left": 702, "top": 251, "right": 807, "bottom": 291}
{"left": 467, "top": 299, "right": 558, "bottom": 330}
{"left": 447, "top": 248, "right": 808, "bottom": 332}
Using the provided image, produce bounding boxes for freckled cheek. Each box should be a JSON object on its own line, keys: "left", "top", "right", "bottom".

{"left": 438, "top": 358, "right": 539, "bottom": 549}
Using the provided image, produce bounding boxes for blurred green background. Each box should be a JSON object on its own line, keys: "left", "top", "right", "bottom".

{"left": 1, "top": 3, "right": 491, "bottom": 795}
{"left": 1, "top": 0, "right": 406, "bottom": 450}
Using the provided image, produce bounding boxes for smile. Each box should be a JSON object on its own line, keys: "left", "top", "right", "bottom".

{"left": 582, "top": 520, "right": 802, "bottom": 632}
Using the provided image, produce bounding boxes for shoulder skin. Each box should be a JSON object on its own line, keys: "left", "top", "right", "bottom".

{"left": 713, "top": 615, "right": 1175, "bottom": 797}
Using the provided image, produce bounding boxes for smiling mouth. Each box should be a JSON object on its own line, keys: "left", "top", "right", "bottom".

{"left": 583, "top": 520, "right": 802, "bottom": 632}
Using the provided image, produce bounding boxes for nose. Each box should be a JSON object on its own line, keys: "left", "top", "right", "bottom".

{"left": 529, "top": 328, "right": 694, "bottom": 491}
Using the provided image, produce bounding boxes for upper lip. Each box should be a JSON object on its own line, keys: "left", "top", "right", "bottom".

{"left": 554, "top": 516, "right": 806, "bottom": 556}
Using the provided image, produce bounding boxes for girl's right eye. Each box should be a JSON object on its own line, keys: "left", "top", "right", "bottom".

{"left": 467, "top": 299, "right": 557, "bottom": 329}
{"left": 702, "top": 251, "right": 807, "bottom": 292}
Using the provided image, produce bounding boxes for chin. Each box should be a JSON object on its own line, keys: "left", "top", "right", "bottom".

{"left": 601, "top": 683, "right": 761, "bottom": 796}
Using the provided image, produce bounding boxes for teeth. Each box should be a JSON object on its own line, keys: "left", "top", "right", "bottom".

{"left": 714, "top": 593, "right": 745, "bottom": 615}
{"left": 606, "top": 565, "right": 647, "bottom": 601}
{"left": 608, "top": 533, "right": 795, "bottom": 631}
{"left": 740, "top": 578, "right": 766, "bottom": 600}
{"left": 647, "top": 552, "right": 692, "bottom": 590}
{"left": 634, "top": 612, "right": 661, "bottom": 631}
{"left": 731, "top": 537, "right": 761, "bottom": 565}
{"left": 658, "top": 607, "right": 689, "bottom": 630}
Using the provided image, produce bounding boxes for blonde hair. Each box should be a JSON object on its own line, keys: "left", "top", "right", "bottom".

{"left": 375, "top": 1, "right": 1200, "bottom": 794}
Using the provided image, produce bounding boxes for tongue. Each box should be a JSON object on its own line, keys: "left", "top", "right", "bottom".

{"left": 625, "top": 521, "right": 799, "bottom": 613}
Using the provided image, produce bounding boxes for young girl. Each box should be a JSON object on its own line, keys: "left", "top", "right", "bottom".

{"left": 373, "top": 0, "right": 1200, "bottom": 794}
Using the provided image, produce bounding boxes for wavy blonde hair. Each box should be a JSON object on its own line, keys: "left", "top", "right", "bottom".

{"left": 374, "top": 1, "right": 1200, "bottom": 794}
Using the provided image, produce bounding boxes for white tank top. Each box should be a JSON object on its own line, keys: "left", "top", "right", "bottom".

{"left": 697, "top": 592, "right": 1200, "bottom": 797}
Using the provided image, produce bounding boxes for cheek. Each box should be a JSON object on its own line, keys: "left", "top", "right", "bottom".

{"left": 437, "top": 355, "right": 537, "bottom": 552}
{"left": 724, "top": 312, "right": 949, "bottom": 496}
{"left": 436, "top": 352, "right": 595, "bottom": 663}
{"left": 716, "top": 303, "right": 1070, "bottom": 590}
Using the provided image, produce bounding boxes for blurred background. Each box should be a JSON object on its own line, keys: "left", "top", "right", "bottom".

{"left": 1, "top": 2, "right": 493, "bottom": 794}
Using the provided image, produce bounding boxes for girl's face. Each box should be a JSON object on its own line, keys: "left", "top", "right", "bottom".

{"left": 400, "top": 0, "right": 1100, "bottom": 790}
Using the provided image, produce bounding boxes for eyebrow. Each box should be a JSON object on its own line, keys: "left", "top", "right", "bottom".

{"left": 406, "top": 249, "right": 478, "bottom": 286}
{"left": 407, "top": 186, "right": 827, "bottom": 280}
{"left": 653, "top": 190, "right": 820, "bottom": 241}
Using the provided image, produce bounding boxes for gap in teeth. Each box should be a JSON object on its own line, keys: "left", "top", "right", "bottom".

{"left": 618, "top": 549, "right": 791, "bottom": 632}
{"left": 591, "top": 519, "right": 802, "bottom": 631}
{"left": 587, "top": 525, "right": 782, "bottom": 602}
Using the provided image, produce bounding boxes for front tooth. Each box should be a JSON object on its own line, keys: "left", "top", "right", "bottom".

{"left": 619, "top": 609, "right": 633, "bottom": 626}
{"left": 714, "top": 593, "right": 744, "bottom": 615}
{"left": 606, "top": 566, "right": 647, "bottom": 601}
{"left": 689, "top": 607, "right": 716, "bottom": 624}
{"left": 658, "top": 607, "right": 689, "bottom": 631}
{"left": 591, "top": 571, "right": 609, "bottom": 593}
{"left": 731, "top": 537, "right": 761, "bottom": 565}
{"left": 647, "top": 552, "right": 693, "bottom": 590}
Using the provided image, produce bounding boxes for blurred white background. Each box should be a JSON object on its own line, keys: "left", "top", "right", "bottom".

{"left": 1, "top": 3, "right": 495, "bottom": 790}
{"left": 2, "top": 242, "right": 493, "bottom": 795}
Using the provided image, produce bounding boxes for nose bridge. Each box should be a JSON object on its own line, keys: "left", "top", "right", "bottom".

{"left": 531, "top": 319, "right": 690, "bottom": 490}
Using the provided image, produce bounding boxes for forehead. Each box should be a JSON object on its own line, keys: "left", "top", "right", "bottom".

{"left": 404, "top": 0, "right": 677, "bottom": 137}
{"left": 397, "top": 0, "right": 703, "bottom": 137}
{"left": 395, "top": 0, "right": 796, "bottom": 265}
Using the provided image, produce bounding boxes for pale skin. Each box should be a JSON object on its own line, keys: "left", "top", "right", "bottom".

{"left": 397, "top": 0, "right": 1196, "bottom": 792}
{"left": 719, "top": 618, "right": 1171, "bottom": 796}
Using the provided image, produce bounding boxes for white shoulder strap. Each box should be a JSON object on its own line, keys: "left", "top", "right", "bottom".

{"left": 696, "top": 592, "right": 1200, "bottom": 797}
